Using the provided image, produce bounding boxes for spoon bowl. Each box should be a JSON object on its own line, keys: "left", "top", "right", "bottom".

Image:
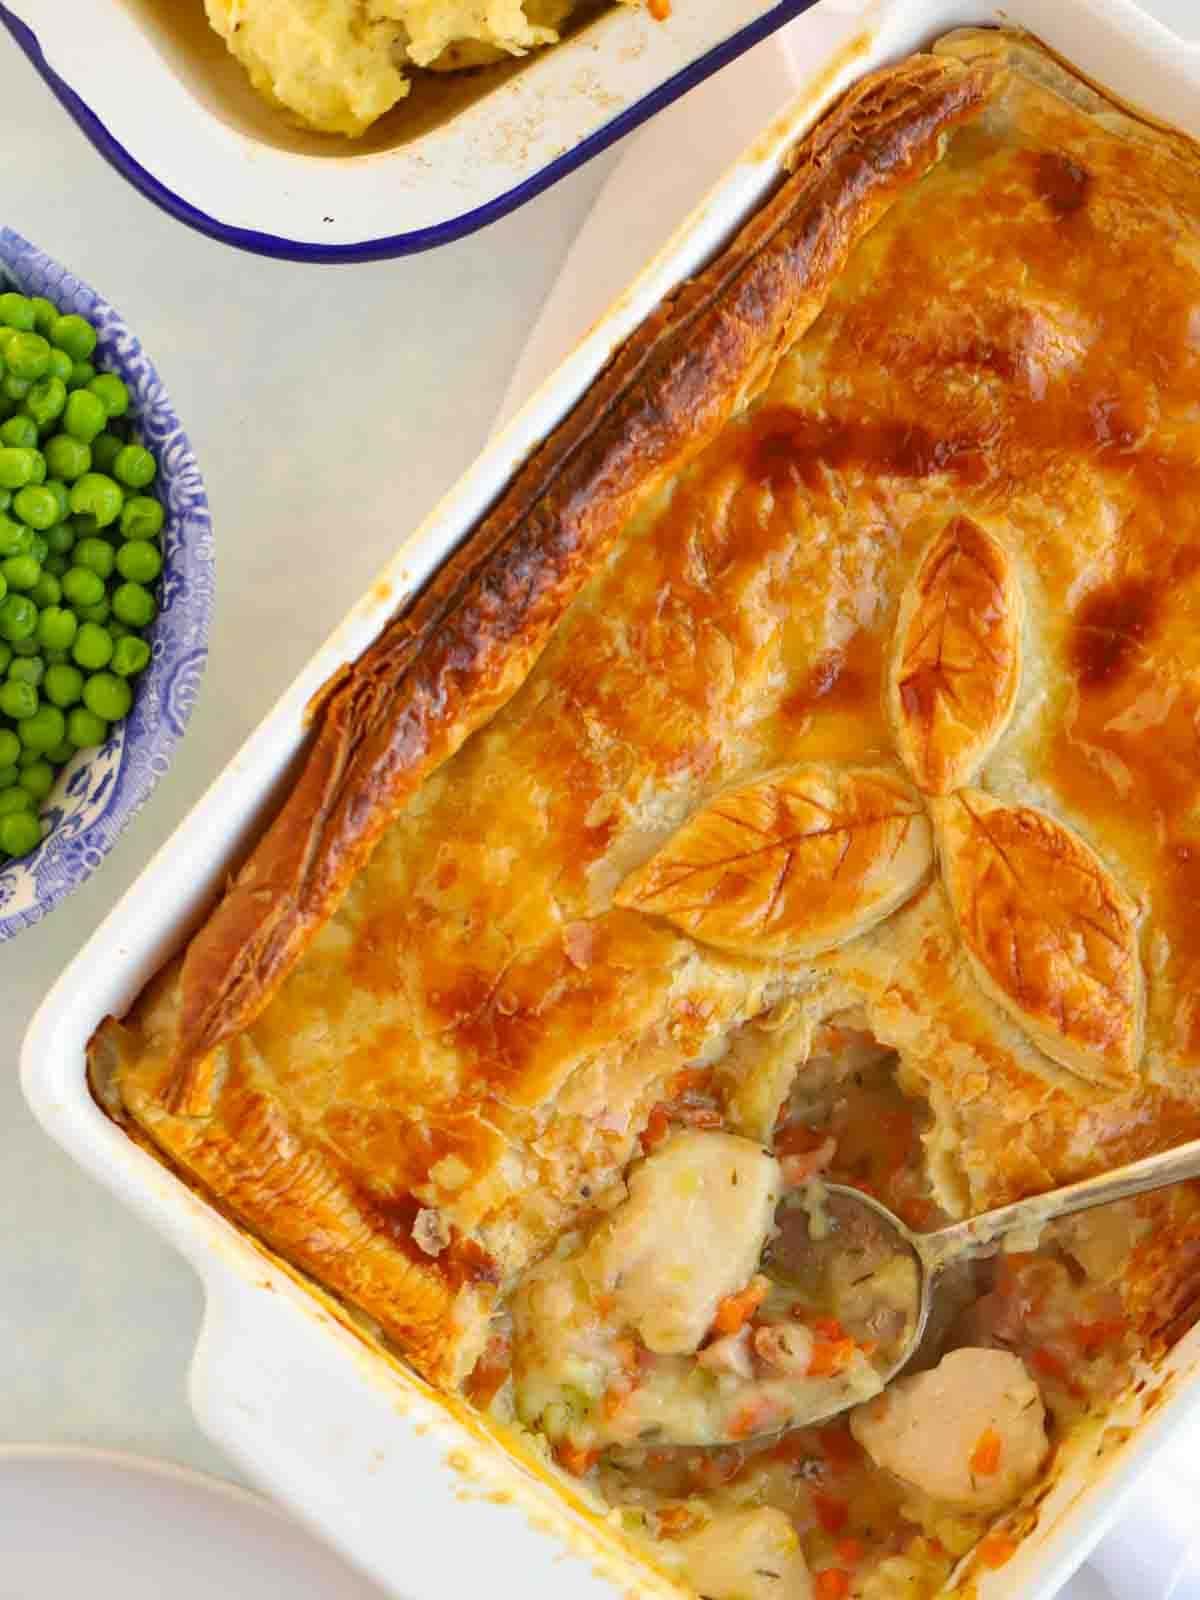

{"left": 739, "top": 1133, "right": 1200, "bottom": 1444}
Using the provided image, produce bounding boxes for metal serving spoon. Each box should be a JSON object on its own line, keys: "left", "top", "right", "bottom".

{"left": 748, "top": 1137, "right": 1200, "bottom": 1439}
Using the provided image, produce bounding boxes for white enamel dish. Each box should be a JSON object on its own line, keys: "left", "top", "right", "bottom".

{"left": 21, "top": 3, "right": 1200, "bottom": 1598}
{"left": 0, "top": 0, "right": 815, "bottom": 262}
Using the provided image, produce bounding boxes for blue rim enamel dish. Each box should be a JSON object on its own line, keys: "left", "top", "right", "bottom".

{"left": 0, "top": 0, "right": 818, "bottom": 264}
{"left": 0, "top": 230, "right": 212, "bottom": 941}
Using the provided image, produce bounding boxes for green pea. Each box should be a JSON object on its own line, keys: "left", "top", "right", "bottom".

{"left": 5, "top": 332, "right": 50, "bottom": 382}
{"left": 43, "top": 662, "right": 83, "bottom": 708}
{"left": 72, "top": 534, "right": 115, "bottom": 578}
{"left": 88, "top": 373, "right": 130, "bottom": 419}
{"left": 37, "top": 606, "right": 77, "bottom": 653}
{"left": 30, "top": 573, "right": 61, "bottom": 609}
{"left": 68, "top": 361, "right": 96, "bottom": 391}
{"left": 119, "top": 495, "right": 163, "bottom": 541}
{"left": 61, "top": 566, "right": 104, "bottom": 609}
{"left": 50, "top": 313, "right": 97, "bottom": 364}
{"left": 66, "top": 706, "right": 107, "bottom": 748}
{"left": 1, "top": 555, "right": 40, "bottom": 592}
{"left": 1, "top": 374, "right": 31, "bottom": 403}
{"left": 43, "top": 554, "right": 67, "bottom": 578}
{"left": 0, "top": 645, "right": 11, "bottom": 678}
{"left": 17, "top": 704, "right": 66, "bottom": 752}
{"left": 72, "top": 621, "right": 113, "bottom": 671}
{"left": 108, "top": 621, "right": 129, "bottom": 640}
{"left": 0, "top": 294, "right": 35, "bottom": 332}
{"left": 0, "top": 447, "right": 38, "bottom": 490}
{"left": 23, "top": 374, "right": 67, "bottom": 429}
{"left": 46, "top": 347, "right": 72, "bottom": 385}
{"left": 19, "top": 760, "right": 55, "bottom": 800}
{"left": 0, "top": 728, "right": 19, "bottom": 766}
{"left": 0, "top": 677, "right": 37, "bottom": 719}
{"left": 70, "top": 514, "right": 102, "bottom": 539}
{"left": 111, "top": 635, "right": 151, "bottom": 679}
{"left": 44, "top": 520, "right": 73, "bottom": 555}
{"left": 0, "top": 518, "right": 32, "bottom": 558}
{"left": 0, "top": 414, "right": 37, "bottom": 449}
{"left": 75, "top": 599, "right": 110, "bottom": 626}
{"left": 27, "top": 453, "right": 45, "bottom": 487}
{"left": 91, "top": 433, "right": 123, "bottom": 474}
{"left": 69, "top": 472, "right": 122, "bottom": 528}
{"left": 63, "top": 389, "right": 107, "bottom": 445}
{"left": 113, "top": 444, "right": 156, "bottom": 489}
{"left": 115, "top": 539, "right": 161, "bottom": 584}
{"left": 0, "top": 809, "right": 42, "bottom": 858}
{"left": 0, "top": 490, "right": 9, "bottom": 513}
{"left": 13, "top": 484, "right": 60, "bottom": 531}
{"left": 42, "top": 435, "right": 90, "bottom": 482}
{"left": 7, "top": 656, "right": 42, "bottom": 687}
{"left": 44, "top": 739, "right": 75, "bottom": 764}
{"left": 111, "top": 581, "right": 156, "bottom": 629}
{"left": 0, "top": 594, "right": 37, "bottom": 642}
{"left": 0, "top": 785, "right": 33, "bottom": 814}
{"left": 10, "top": 636, "right": 39, "bottom": 657}
{"left": 0, "top": 765, "right": 15, "bottom": 789}
{"left": 29, "top": 298, "right": 58, "bottom": 336}
{"left": 83, "top": 672, "right": 131, "bottom": 724}
{"left": 0, "top": 572, "right": 7, "bottom": 604}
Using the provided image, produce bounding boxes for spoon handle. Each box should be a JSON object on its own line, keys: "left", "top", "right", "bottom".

{"left": 919, "top": 1136, "right": 1200, "bottom": 1272}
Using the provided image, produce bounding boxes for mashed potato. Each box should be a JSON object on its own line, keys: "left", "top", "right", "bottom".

{"left": 204, "top": 0, "right": 586, "bottom": 136}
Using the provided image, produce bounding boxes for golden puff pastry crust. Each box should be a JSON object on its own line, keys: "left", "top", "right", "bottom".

{"left": 91, "top": 28, "right": 1200, "bottom": 1408}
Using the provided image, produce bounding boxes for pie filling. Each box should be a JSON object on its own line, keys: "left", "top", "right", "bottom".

{"left": 484, "top": 1017, "right": 1140, "bottom": 1599}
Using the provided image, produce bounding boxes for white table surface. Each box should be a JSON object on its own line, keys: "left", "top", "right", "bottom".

{"left": 2, "top": 0, "right": 1197, "bottom": 1493}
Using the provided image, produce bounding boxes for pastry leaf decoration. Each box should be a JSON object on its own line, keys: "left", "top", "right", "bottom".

{"left": 614, "top": 766, "right": 933, "bottom": 959}
{"left": 935, "top": 790, "right": 1142, "bottom": 1089}
{"left": 889, "top": 516, "right": 1022, "bottom": 795}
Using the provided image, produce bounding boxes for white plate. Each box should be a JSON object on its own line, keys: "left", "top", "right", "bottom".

{"left": 0, "top": 1447, "right": 384, "bottom": 1600}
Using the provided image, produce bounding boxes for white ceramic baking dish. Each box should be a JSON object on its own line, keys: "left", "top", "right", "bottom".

{"left": 0, "top": 0, "right": 814, "bottom": 262}
{"left": 21, "top": 2, "right": 1200, "bottom": 1597}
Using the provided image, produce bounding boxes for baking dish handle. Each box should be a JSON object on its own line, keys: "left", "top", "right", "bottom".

{"left": 187, "top": 1261, "right": 675, "bottom": 1600}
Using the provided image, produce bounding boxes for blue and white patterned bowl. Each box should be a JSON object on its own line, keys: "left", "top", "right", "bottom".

{"left": 0, "top": 228, "right": 212, "bottom": 941}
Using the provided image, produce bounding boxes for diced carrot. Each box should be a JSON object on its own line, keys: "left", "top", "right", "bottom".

{"left": 641, "top": 1103, "right": 671, "bottom": 1152}
{"left": 775, "top": 1121, "right": 829, "bottom": 1157}
{"left": 655, "top": 1504, "right": 697, "bottom": 1538}
{"left": 1031, "top": 1345, "right": 1085, "bottom": 1396}
{"left": 463, "top": 1332, "right": 511, "bottom": 1408}
{"left": 647, "top": 0, "right": 670, "bottom": 20}
{"left": 602, "top": 1380, "right": 633, "bottom": 1419}
{"left": 818, "top": 1426, "right": 861, "bottom": 1473}
{"left": 808, "top": 1338, "right": 855, "bottom": 1377}
{"left": 978, "top": 1533, "right": 1019, "bottom": 1569}
{"left": 712, "top": 1276, "right": 769, "bottom": 1336}
{"left": 813, "top": 1492, "right": 849, "bottom": 1535}
{"left": 555, "top": 1440, "right": 599, "bottom": 1477}
{"left": 812, "top": 1317, "right": 847, "bottom": 1341}
{"left": 815, "top": 1569, "right": 851, "bottom": 1600}
{"left": 836, "top": 1538, "right": 865, "bottom": 1566}
{"left": 728, "top": 1398, "right": 777, "bottom": 1439}
{"left": 1071, "top": 1317, "right": 1126, "bottom": 1355}
{"left": 671, "top": 1067, "right": 713, "bottom": 1097}
{"left": 970, "top": 1426, "right": 1003, "bottom": 1477}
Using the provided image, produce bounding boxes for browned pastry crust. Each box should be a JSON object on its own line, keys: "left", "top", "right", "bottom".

{"left": 168, "top": 51, "right": 997, "bottom": 1115}
{"left": 92, "top": 21, "right": 1200, "bottom": 1451}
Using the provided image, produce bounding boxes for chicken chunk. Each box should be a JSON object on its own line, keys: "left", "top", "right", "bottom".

{"left": 850, "top": 1347, "right": 1048, "bottom": 1511}
{"left": 676, "top": 1508, "right": 813, "bottom": 1600}
{"left": 590, "top": 1131, "right": 781, "bottom": 1355}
